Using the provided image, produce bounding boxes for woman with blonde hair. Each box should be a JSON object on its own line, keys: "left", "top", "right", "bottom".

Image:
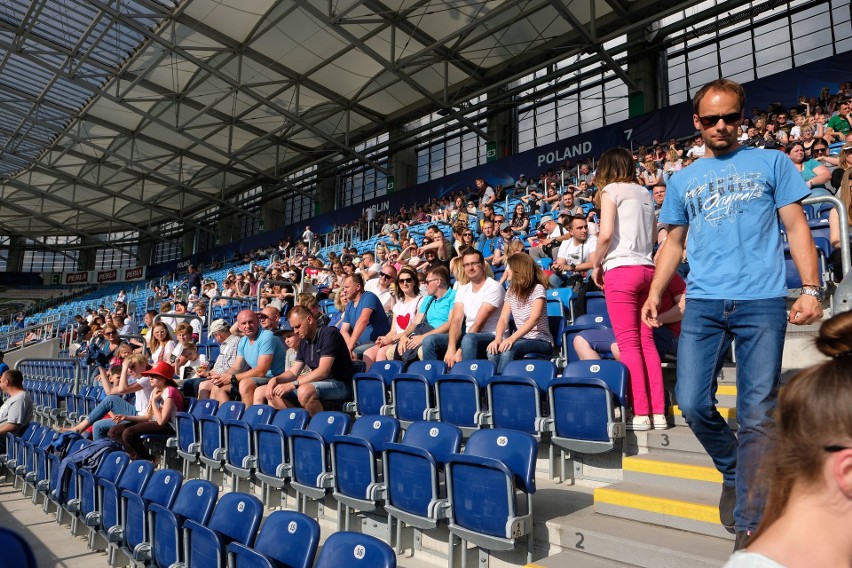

{"left": 486, "top": 253, "right": 552, "bottom": 372}
{"left": 147, "top": 321, "right": 176, "bottom": 364}
{"left": 592, "top": 147, "right": 663, "bottom": 431}
{"left": 723, "top": 311, "right": 852, "bottom": 563}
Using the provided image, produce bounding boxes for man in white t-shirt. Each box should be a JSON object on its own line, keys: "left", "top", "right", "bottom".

{"left": 358, "top": 251, "right": 382, "bottom": 281}
{"left": 443, "top": 249, "right": 505, "bottom": 368}
{"left": 549, "top": 216, "right": 597, "bottom": 288}
{"left": 301, "top": 226, "right": 314, "bottom": 244}
{"left": 364, "top": 264, "right": 397, "bottom": 312}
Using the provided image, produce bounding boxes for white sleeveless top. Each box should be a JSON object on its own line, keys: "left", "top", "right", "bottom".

{"left": 601, "top": 182, "right": 655, "bottom": 271}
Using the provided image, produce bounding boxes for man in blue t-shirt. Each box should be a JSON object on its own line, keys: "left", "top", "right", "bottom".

{"left": 642, "top": 78, "right": 822, "bottom": 549}
{"left": 398, "top": 266, "right": 456, "bottom": 360}
{"left": 340, "top": 273, "right": 391, "bottom": 359}
{"left": 211, "top": 309, "right": 288, "bottom": 405}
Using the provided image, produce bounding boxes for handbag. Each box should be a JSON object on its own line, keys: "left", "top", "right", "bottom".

{"left": 394, "top": 298, "right": 436, "bottom": 363}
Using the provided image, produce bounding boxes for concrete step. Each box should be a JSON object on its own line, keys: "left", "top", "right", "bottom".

{"left": 622, "top": 453, "right": 721, "bottom": 493}
{"left": 670, "top": 404, "right": 738, "bottom": 429}
{"left": 642, "top": 424, "right": 712, "bottom": 455}
{"left": 536, "top": 489, "right": 732, "bottom": 568}
{"left": 594, "top": 482, "right": 734, "bottom": 541}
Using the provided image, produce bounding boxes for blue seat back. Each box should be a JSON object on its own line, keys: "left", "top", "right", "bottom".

{"left": 347, "top": 416, "right": 400, "bottom": 451}
{"left": 584, "top": 291, "right": 608, "bottom": 319}
{"left": 562, "top": 360, "right": 628, "bottom": 408}
{"left": 434, "top": 374, "right": 482, "bottom": 427}
{"left": 400, "top": 421, "right": 462, "bottom": 466}
{"left": 314, "top": 532, "right": 396, "bottom": 568}
{"left": 487, "top": 375, "right": 542, "bottom": 434}
{"left": 123, "top": 469, "right": 183, "bottom": 550}
{"left": 405, "top": 360, "right": 446, "bottom": 383}
{"left": 151, "top": 480, "right": 218, "bottom": 568}
{"left": 369, "top": 360, "right": 405, "bottom": 386}
{"left": 574, "top": 313, "right": 611, "bottom": 327}
{"left": 502, "top": 359, "right": 556, "bottom": 391}
{"left": 187, "top": 493, "right": 264, "bottom": 567}
{"left": 241, "top": 404, "right": 276, "bottom": 429}
{"left": 306, "top": 411, "right": 352, "bottom": 440}
{"left": 192, "top": 399, "right": 219, "bottom": 417}
{"left": 0, "top": 528, "right": 37, "bottom": 568}
{"left": 269, "top": 408, "right": 310, "bottom": 432}
{"left": 228, "top": 510, "right": 320, "bottom": 568}
{"left": 449, "top": 359, "right": 495, "bottom": 386}
{"left": 463, "top": 429, "right": 537, "bottom": 492}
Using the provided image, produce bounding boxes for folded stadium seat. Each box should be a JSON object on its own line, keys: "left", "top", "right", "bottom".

{"left": 431, "top": 359, "right": 496, "bottom": 434}
{"left": 445, "top": 428, "right": 538, "bottom": 566}
{"left": 383, "top": 421, "right": 462, "bottom": 554}
{"left": 194, "top": 401, "right": 245, "bottom": 481}
{"left": 43, "top": 438, "right": 89, "bottom": 514}
{"left": 543, "top": 360, "right": 629, "bottom": 483}
{"left": 171, "top": 398, "right": 219, "bottom": 477}
{"left": 179, "top": 492, "right": 264, "bottom": 568}
{"left": 254, "top": 408, "right": 310, "bottom": 507}
{"left": 288, "top": 411, "right": 352, "bottom": 514}
{"left": 226, "top": 509, "right": 320, "bottom": 568}
{"left": 384, "top": 360, "right": 447, "bottom": 424}
{"left": 147, "top": 479, "right": 218, "bottom": 568}
{"left": 107, "top": 468, "right": 183, "bottom": 566}
{"left": 346, "top": 360, "right": 404, "bottom": 417}
{"left": 330, "top": 415, "right": 401, "bottom": 531}
{"left": 222, "top": 404, "right": 277, "bottom": 492}
{"left": 67, "top": 450, "right": 130, "bottom": 534}
{"left": 313, "top": 532, "right": 396, "bottom": 568}
{"left": 12, "top": 424, "right": 53, "bottom": 491}
{"left": 86, "top": 460, "right": 154, "bottom": 551}
{"left": 547, "top": 288, "right": 574, "bottom": 320}
{"left": 2, "top": 422, "right": 38, "bottom": 471}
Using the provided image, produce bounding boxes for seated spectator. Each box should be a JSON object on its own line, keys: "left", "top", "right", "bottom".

{"left": 491, "top": 222, "right": 519, "bottom": 267}
{"left": 0, "top": 369, "right": 33, "bottom": 449}
{"left": 425, "top": 249, "right": 504, "bottom": 367}
{"left": 190, "top": 318, "right": 240, "bottom": 398}
{"left": 722, "top": 312, "right": 852, "bottom": 564}
{"left": 510, "top": 203, "right": 530, "bottom": 237}
{"left": 203, "top": 310, "right": 287, "bottom": 405}
{"left": 169, "top": 322, "right": 194, "bottom": 367}
{"left": 254, "top": 320, "right": 310, "bottom": 404}
{"left": 364, "top": 264, "right": 397, "bottom": 313}
{"left": 549, "top": 215, "right": 598, "bottom": 290}
{"left": 64, "top": 355, "right": 152, "bottom": 440}
{"left": 529, "top": 215, "right": 568, "bottom": 262}
{"left": 559, "top": 190, "right": 585, "bottom": 217}
{"left": 397, "top": 266, "right": 456, "bottom": 362}
{"left": 263, "top": 306, "right": 355, "bottom": 416}
{"left": 359, "top": 251, "right": 382, "bottom": 281}
{"left": 825, "top": 99, "right": 850, "bottom": 142}
{"left": 829, "top": 162, "right": 851, "bottom": 278}
{"left": 329, "top": 291, "right": 347, "bottom": 329}
{"left": 477, "top": 220, "right": 500, "bottom": 266}
{"left": 340, "top": 274, "right": 392, "bottom": 359}
{"left": 574, "top": 274, "right": 686, "bottom": 362}
{"left": 486, "top": 253, "right": 553, "bottom": 372}
{"left": 786, "top": 141, "right": 831, "bottom": 197}
{"left": 362, "top": 266, "right": 423, "bottom": 369}
{"left": 258, "top": 305, "right": 282, "bottom": 334}
{"left": 108, "top": 361, "right": 183, "bottom": 463}
{"left": 176, "top": 342, "right": 207, "bottom": 383}
{"left": 450, "top": 195, "right": 471, "bottom": 243}
{"left": 457, "top": 228, "right": 477, "bottom": 255}
{"left": 0, "top": 351, "right": 7, "bottom": 376}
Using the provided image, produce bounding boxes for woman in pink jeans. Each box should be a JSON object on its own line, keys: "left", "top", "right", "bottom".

{"left": 592, "top": 147, "right": 666, "bottom": 431}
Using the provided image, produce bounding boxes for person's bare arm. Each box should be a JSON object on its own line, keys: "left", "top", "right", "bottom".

{"left": 642, "top": 225, "right": 688, "bottom": 327}
{"left": 805, "top": 164, "right": 831, "bottom": 189}
{"left": 346, "top": 307, "right": 374, "bottom": 352}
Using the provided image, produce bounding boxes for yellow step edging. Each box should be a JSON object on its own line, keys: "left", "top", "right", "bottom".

{"left": 716, "top": 385, "right": 737, "bottom": 396}
{"left": 623, "top": 456, "right": 723, "bottom": 484}
{"left": 670, "top": 404, "right": 736, "bottom": 419}
{"left": 595, "top": 486, "right": 720, "bottom": 524}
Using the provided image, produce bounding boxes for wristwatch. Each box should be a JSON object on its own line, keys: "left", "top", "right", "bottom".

{"left": 568, "top": 263, "right": 576, "bottom": 272}
{"left": 230, "top": 373, "right": 237, "bottom": 384}
{"left": 801, "top": 285, "right": 825, "bottom": 302}
{"left": 292, "top": 380, "right": 300, "bottom": 389}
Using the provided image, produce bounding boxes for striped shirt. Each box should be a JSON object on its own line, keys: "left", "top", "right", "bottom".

{"left": 506, "top": 284, "right": 551, "bottom": 342}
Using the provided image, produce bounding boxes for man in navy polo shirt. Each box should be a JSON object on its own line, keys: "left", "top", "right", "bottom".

{"left": 265, "top": 306, "right": 354, "bottom": 415}
{"left": 340, "top": 273, "right": 391, "bottom": 359}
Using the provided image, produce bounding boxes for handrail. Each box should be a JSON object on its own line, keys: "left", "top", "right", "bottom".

{"left": 15, "top": 357, "right": 85, "bottom": 393}
{"left": 255, "top": 279, "right": 299, "bottom": 306}
{"left": 0, "top": 320, "right": 59, "bottom": 351}
{"left": 802, "top": 195, "right": 849, "bottom": 278}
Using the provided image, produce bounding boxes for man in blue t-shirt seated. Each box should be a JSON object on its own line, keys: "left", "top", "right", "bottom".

{"left": 263, "top": 306, "right": 355, "bottom": 415}
{"left": 340, "top": 274, "right": 391, "bottom": 359}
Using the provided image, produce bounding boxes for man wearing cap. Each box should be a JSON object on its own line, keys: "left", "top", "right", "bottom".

{"left": 193, "top": 318, "right": 241, "bottom": 398}
{"left": 491, "top": 222, "right": 519, "bottom": 267}
{"left": 0, "top": 369, "right": 33, "bottom": 449}
{"left": 264, "top": 306, "right": 355, "bottom": 415}
{"left": 514, "top": 174, "right": 528, "bottom": 195}
{"left": 529, "top": 215, "right": 568, "bottom": 261}
{"left": 206, "top": 310, "right": 287, "bottom": 405}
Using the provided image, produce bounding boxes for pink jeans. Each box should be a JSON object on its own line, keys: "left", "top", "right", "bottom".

{"left": 603, "top": 265, "right": 664, "bottom": 415}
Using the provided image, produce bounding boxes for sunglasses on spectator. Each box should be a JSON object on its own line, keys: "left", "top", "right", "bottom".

{"left": 380, "top": 273, "right": 394, "bottom": 279}
{"left": 697, "top": 113, "right": 741, "bottom": 128}
{"left": 398, "top": 277, "right": 413, "bottom": 284}
{"left": 813, "top": 147, "right": 828, "bottom": 153}
{"left": 463, "top": 232, "right": 473, "bottom": 236}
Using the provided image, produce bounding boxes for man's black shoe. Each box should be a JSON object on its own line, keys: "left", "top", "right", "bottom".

{"left": 734, "top": 530, "right": 752, "bottom": 551}
{"left": 719, "top": 484, "right": 736, "bottom": 530}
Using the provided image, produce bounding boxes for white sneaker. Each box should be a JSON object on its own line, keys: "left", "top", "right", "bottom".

{"left": 627, "top": 415, "right": 652, "bottom": 431}
{"left": 652, "top": 414, "right": 669, "bottom": 429}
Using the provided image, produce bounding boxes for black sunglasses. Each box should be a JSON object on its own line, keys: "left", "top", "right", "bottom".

{"left": 380, "top": 273, "right": 394, "bottom": 279}
{"left": 697, "top": 112, "right": 741, "bottom": 128}
{"left": 813, "top": 147, "right": 828, "bottom": 153}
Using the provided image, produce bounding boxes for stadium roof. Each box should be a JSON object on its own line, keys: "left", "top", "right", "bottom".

{"left": 0, "top": 0, "right": 753, "bottom": 248}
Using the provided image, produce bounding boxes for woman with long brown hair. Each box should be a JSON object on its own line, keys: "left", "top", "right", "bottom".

{"left": 362, "top": 266, "right": 423, "bottom": 370}
{"left": 723, "top": 311, "right": 852, "bottom": 565}
{"left": 486, "top": 252, "right": 552, "bottom": 372}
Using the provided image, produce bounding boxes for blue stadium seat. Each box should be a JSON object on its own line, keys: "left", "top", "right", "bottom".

{"left": 223, "top": 404, "right": 276, "bottom": 491}
{"left": 346, "top": 360, "right": 404, "bottom": 417}
{"left": 254, "top": 408, "right": 310, "bottom": 507}
{"left": 432, "top": 359, "right": 496, "bottom": 431}
{"left": 547, "top": 288, "right": 575, "bottom": 320}
{"left": 148, "top": 479, "right": 219, "bottom": 568}
{"left": 583, "top": 291, "right": 608, "bottom": 319}
{"left": 313, "top": 532, "right": 396, "bottom": 568}
{"left": 226, "top": 510, "right": 320, "bottom": 568}
{"left": 108, "top": 468, "right": 183, "bottom": 565}
{"left": 0, "top": 528, "right": 37, "bottom": 568}
{"left": 69, "top": 450, "right": 130, "bottom": 536}
{"left": 182, "top": 492, "right": 264, "bottom": 568}
{"left": 383, "top": 421, "right": 462, "bottom": 554}
{"left": 288, "top": 411, "right": 352, "bottom": 512}
{"left": 445, "top": 429, "right": 538, "bottom": 564}
{"left": 172, "top": 398, "right": 219, "bottom": 476}
{"left": 86, "top": 460, "right": 154, "bottom": 550}
{"left": 330, "top": 415, "right": 401, "bottom": 530}
{"left": 386, "top": 360, "right": 446, "bottom": 422}
{"left": 545, "top": 361, "right": 629, "bottom": 482}
{"left": 197, "top": 401, "right": 246, "bottom": 479}
{"left": 43, "top": 438, "right": 89, "bottom": 514}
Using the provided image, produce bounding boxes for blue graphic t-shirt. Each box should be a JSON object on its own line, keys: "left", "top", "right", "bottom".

{"left": 660, "top": 146, "right": 809, "bottom": 299}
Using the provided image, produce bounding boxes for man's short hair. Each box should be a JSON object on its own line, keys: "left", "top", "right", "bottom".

{"left": 288, "top": 305, "right": 312, "bottom": 321}
{"left": 346, "top": 273, "right": 365, "bottom": 288}
{"left": 567, "top": 215, "right": 587, "bottom": 229}
{"left": 3, "top": 369, "right": 23, "bottom": 389}
{"left": 462, "top": 248, "right": 485, "bottom": 265}
{"left": 426, "top": 266, "right": 450, "bottom": 287}
{"left": 693, "top": 78, "right": 746, "bottom": 115}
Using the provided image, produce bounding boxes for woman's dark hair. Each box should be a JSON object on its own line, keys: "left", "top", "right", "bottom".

{"left": 395, "top": 266, "right": 420, "bottom": 299}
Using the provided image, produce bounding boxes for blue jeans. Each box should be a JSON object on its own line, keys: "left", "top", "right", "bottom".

{"left": 420, "top": 332, "right": 495, "bottom": 361}
{"left": 87, "top": 395, "right": 137, "bottom": 440}
{"left": 488, "top": 338, "right": 553, "bottom": 373}
{"left": 675, "top": 298, "right": 786, "bottom": 532}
